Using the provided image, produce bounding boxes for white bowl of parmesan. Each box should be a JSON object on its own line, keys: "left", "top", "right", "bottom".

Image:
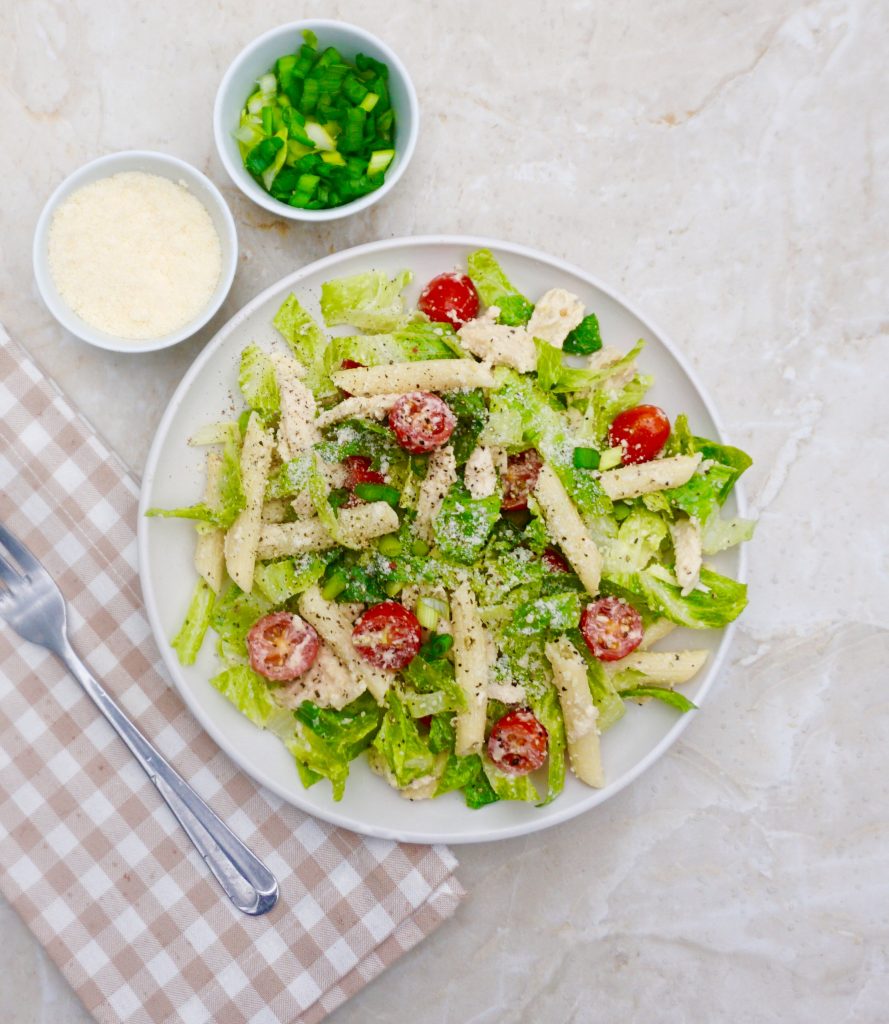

{"left": 33, "top": 151, "right": 238, "bottom": 353}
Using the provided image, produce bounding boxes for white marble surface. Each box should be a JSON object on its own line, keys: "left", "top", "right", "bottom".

{"left": 2, "top": 0, "right": 887, "bottom": 1020}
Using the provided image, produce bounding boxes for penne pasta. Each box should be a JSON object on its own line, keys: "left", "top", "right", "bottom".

{"left": 599, "top": 453, "right": 701, "bottom": 501}
{"left": 331, "top": 359, "right": 495, "bottom": 396}
{"left": 451, "top": 581, "right": 490, "bottom": 756}
{"left": 193, "top": 450, "right": 226, "bottom": 592}
{"left": 545, "top": 637, "right": 604, "bottom": 788}
{"left": 223, "top": 413, "right": 273, "bottom": 593}
{"left": 534, "top": 463, "right": 602, "bottom": 596}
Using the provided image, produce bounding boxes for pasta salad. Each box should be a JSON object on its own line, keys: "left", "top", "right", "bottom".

{"left": 147, "top": 249, "right": 753, "bottom": 808}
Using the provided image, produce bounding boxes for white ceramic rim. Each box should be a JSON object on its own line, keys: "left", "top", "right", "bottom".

{"left": 212, "top": 19, "right": 420, "bottom": 222}
{"left": 138, "top": 234, "right": 748, "bottom": 844}
{"left": 32, "top": 150, "right": 239, "bottom": 354}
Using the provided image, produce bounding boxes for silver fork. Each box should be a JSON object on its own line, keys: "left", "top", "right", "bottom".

{"left": 0, "top": 521, "right": 279, "bottom": 916}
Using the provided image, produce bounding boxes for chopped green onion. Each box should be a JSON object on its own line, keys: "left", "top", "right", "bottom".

{"left": 353, "top": 482, "right": 400, "bottom": 506}
{"left": 599, "top": 446, "right": 623, "bottom": 471}
{"left": 419, "top": 634, "right": 454, "bottom": 661}
{"left": 367, "top": 149, "right": 395, "bottom": 176}
{"left": 411, "top": 538, "right": 430, "bottom": 556}
{"left": 573, "top": 446, "right": 600, "bottom": 470}
{"left": 415, "top": 597, "right": 440, "bottom": 631}
{"left": 321, "top": 569, "right": 348, "bottom": 601}
{"left": 236, "top": 35, "right": 397, "bottom": 210}
{"left": 384, "top": 580, "right": 404, "bottom": 597}
{"left": 377, "top": 534, "right": 402, "bottom": 557}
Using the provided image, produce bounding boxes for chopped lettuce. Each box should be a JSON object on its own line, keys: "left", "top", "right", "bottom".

{"left": 530, "top": 686, "right": 567, "bottom": 805}
{"left": 171, "top": 577, "right": 216, "bottom": 666}
{"left": 443, "top": 389, "right": 488, "bottom": 465}
{"left": 563, "top": 313, "right": 602, "bottom": 356}
{"left": 147, "top": 424, "right": 245, "bottom": 528}
{"left": 616, "top": 684, "right": 697, "bottom": 713}
{"left": 700, "top": 513, "right": 756, "bottom": 554}
{"left": 253, "top": 553, "right": 329, "bottom": 604}
{"left": 607, "top": 565, "right": 748, "bottom": 629}
{"left": 602, "top": 508, "right": 669, "bottom": 575}
{"left": 209, "top": 664, "right": 278, "bottom": 726}
{"left": 466, "top": 249, "right": 534, "bottom": 326}
{"left": 372, "top": 690, "right": 437, "bottom": 786}
{"left": 508, "top": 591, "right": 584, "bottom": 637}
{"left": 209, "top": 585, "right": 270, "bottom": 662}
{"left": 433, "top": 481, "right": 500, "bottom": 564}
{"left": 273, "top": 293, "right": 336, "bottom": 399}
{"left": 331, "top": 319, "right": 463, "bottom": 365}
{"left": 482, "top": 759, "right": 539, "bottom": 802}
{"left": 403, "top": 656, "right": 466, "bottom": 713}
{"left": 320, "top": 269, "right": 413, "bottom": 332}
{"left": 427, "top": 713, "right": 456, "bottom": 754}
{"left": 582, "top": 373, "right": 654, "bottom": 445}
{"left": 535, "top": 339, "right": 600, "bottom": 394}
{"left": 289, "top": 692, "right": 383, "bottom": 800}
{"left": 238, "top": 345, "right": 280, "bottom": 419}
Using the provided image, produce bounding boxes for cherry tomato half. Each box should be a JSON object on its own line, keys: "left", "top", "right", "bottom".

{"left": 487, "top": 709, "right": 548, "bottom": 775}
{"left": 542, "top": 547, "right": 571, "bottom": 573}
{"left": 351, "top": 601, "right": 422, "bottom": 671}
{"left": 608, "top": 405, "right": 671, "bottom": 464}
{"left": 388, "top": 392, "right": 457, "bottom": 454}
{"left": 501, "top": 449, "right": 543, "bottom": 511}
{"left": 418, "top": 272, "right": 480, "bottom": 327}
{"left": 579, "top": 597, "right": 644, "bottom": 662}
{"left": 339, "top": 359, "right": 364, "bottom": 398}
{"left": 247, "top": 611, "right": 320, "bottom": 681}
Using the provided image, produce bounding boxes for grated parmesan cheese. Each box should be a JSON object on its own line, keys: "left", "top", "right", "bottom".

{"left": 48, "top": 171, "right": 222, "bottom": 340}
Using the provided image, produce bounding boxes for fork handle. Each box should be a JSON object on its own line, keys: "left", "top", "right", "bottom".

{"left": 58, "top": 639, "right": 279, "bottom": 916}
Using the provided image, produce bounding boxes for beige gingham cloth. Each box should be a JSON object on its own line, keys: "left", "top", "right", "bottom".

{"left": 0, "top": 328, "right": 465, "bottom": 1024}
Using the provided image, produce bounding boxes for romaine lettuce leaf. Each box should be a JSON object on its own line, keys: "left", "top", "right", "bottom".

{"left": 372, "top": 690, "right": 437, "bottom": 787}
{"left": 331, "top": 319, "right": 463, "bottom": 365}
{"left": 700, "top": 513, "right": 756, "bottom": 554}
{"left": 602, "top": 508, "right": 669, "bottom": 575}
{"left": 209, "top": 585, "right": 270, "bottom": 661}
{"left": 209, "top": 664, "right": 278, "bottom": 726}
{"left": 403, "top": 656, "right": 466, "bottom": 713}
{"left": 147, "top": 424, "right": 245, "bottom": 528}
{"left": 253, "top": 553, "right": 329, "bottom": 604}
{"left": 238, "top": 345, "right": 280, "bottom": 419}
{"left": 482, "top": 759, "right": 539, "bottom": 802}
{"left": 320, "top": 269, "right": 413, "bottom": 332}
{"left": 508, "top": 591, "right": 584, "bottom": 636}
{"left": 171, "top": 577, "right": 216, "bottom": 666}
{"left": 530, "top": 686, "right": 566, "bottom": 805}
{"left": 443, "top": 389, "right": 488, "bottom": 465}
{"left": 433, "top": 481, "right": 500, "bottom": 564}
{"left": 607, "top": 565, "right": 748, "bottom": 629}
{"left": 466, "top": 249, "right": 534, "bottom": 326}
{"left": 582, "top": 373, "right": 654, "bottom": 445}
{"left": 287, "top": 692, "right": 383, "bottom": 801}
{"left": 273, "top": 293, "right": 336, "bottom": 399}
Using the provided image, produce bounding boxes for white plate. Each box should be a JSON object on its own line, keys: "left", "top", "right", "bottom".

{"left": 138, "top": 236, "right": 747, "bottom": 844}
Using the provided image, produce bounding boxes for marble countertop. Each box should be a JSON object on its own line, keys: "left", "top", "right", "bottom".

{"left": 2, "top": 1, "right": 887, "bottom": 1021}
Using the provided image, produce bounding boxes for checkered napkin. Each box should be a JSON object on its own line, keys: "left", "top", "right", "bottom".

{"left": 0, "top": 327, "right": 465, "bottom": 1024}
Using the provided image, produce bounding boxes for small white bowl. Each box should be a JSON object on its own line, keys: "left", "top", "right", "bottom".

{"left": 214, "top": 20, "right": 419, "bottom": 222}
{"left": 33, "top": 150, "right": 238, "bottom": 354}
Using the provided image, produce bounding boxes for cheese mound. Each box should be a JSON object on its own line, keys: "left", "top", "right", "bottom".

{"left": 48, "top": 171, "right": 222, "bottom": 340}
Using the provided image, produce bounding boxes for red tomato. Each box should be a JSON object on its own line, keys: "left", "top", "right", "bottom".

{"left": 247, "top": 611, "right": 320, "bottom": 681}
{"left": 487, "top": 709, "right": 548, "bottom": 775}
{"left": 339, "top": 359, "right": 364, "bottom": 398}
{"left": 388, "top": 392, "right": 457, "bottom": 454}
{"left": 501, "top": 449, "right": 543, "bottom": 511}
{"left": 608, "top": 405, "right": 671, "bottom": 464}
{"left": 579, "top": 597, "right": 644, "bottom": 662}
{"left": 542, "top": 547, "right": 571, "bottom": 573}
{"left": 342, "top": 455, "right": 385, "bottom": 508}
{"left": 352, "top": 601, "right": 422, "bottom": 671}
{"left": 418, "top": 272, "right": 480, "bottom": 327}
{"left": 343, "top": 455, "right": 384, "bottom": 489}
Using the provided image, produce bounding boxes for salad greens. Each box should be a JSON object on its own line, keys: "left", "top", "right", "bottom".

{"left": 149, "top": 248, "right": 753, "bottom": 810}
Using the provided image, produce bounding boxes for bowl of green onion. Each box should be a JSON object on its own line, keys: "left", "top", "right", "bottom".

{"left": 214, "top": 20, "right": 419, "bottom": 220}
